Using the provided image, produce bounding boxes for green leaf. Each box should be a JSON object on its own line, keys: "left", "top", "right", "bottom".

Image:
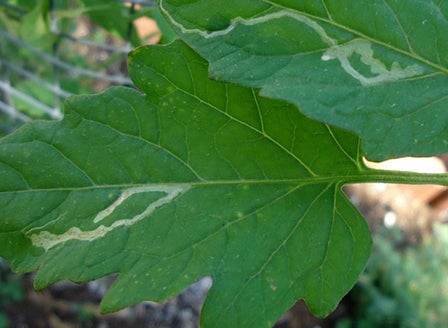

{"left": 19, "top": 0, "right": 56, "bottom": 50}
{"left": 0, "top": 40, "right": 373, "bottom": 326}
{"left": 158, "top": 0, "right": 448, "bottom": 161}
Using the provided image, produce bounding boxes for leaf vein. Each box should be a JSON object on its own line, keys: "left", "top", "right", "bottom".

{"left": 382, "top": 0, "right": 415, "bottom": 54}
{"left": 142, "top": 60, "right": 318, "bottom": 176}
{"left": 78, "top": 116, "right": 204, "bottom": 181}
{"left": 218, "top": 184, "right": 333, "bottom": 319}
{"left": 0, "top": 158, "right": 31, "bottom": 189}
{"left": 44, "top": 141, "right": 96, "bottom": 186}
{"left": 263, "top": 1, "right": 448, "bottom": 74}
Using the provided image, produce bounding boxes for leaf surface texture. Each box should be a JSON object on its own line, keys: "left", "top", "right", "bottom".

{"left": 159, "top": 0, "right": 448, "bottom": 160}
{"left": 0, "top": 40, "right": 371, "bottom": 327}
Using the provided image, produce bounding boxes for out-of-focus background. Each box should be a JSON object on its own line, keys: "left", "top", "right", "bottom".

{"left": 0, "top": 0, "right": 174, "bottom": 137}
{"left": 1, "top": 1, "right": 448, "bottom": 327}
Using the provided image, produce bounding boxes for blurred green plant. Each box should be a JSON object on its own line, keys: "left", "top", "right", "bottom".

{"left": 339, "top": 224, "right": 448, "bottom": 328}
{"left": 73, "top": 303, "right": 96, "bottom": 326}
{"left": 0, "top": 260, "right": 25, "bottom": 327}
{"left": 0, "top": 0, "right": 174, "bottom": 135}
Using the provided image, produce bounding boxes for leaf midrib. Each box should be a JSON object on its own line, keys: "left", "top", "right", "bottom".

{"left": 3, "top": 167, "right": 448, "bottom": 195}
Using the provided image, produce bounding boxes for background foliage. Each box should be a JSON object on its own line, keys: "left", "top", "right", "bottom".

{"left": 0, "top": 1, "right": 447, "bottom": 328}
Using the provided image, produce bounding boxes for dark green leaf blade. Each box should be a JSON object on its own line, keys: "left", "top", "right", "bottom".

{"left": 159, "top": 0, "right": 448, "bottom": 160}
{"left": 0, "top": 40, "right": 371, "bottom": 327}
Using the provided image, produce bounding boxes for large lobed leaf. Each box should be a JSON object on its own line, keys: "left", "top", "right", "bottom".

{"left": 0, "top": 40, "right": 372, "bottom": 327}
{"left": 159, "top": 0, "right": 448, "bottom": 161}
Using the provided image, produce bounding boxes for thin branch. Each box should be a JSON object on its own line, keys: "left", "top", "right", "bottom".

{"left": 114, "top": 0, "right": 157, "bottom": 7}
{"left": 0, "top": 100, "right": 32, "bottom": 122}
{"left": 0, "top": 31, "right": 132, "bottom": 85}
{"left": 0, "top": 81, "right": 62, "bottom": 119}
{"left": 0, "top": 0, "right": 26, "bottom": 15}
{"left": 56, "top": 32, "right": 132, "bottom": 54}
{"left": 1, "top": 60, "right": 73, "bottom": 98}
